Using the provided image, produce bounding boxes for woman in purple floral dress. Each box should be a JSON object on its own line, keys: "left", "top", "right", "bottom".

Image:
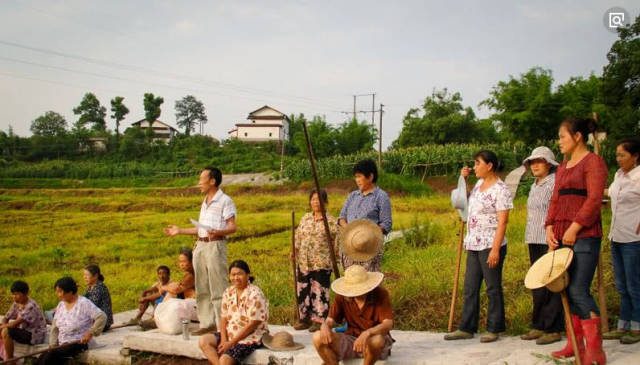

{"left": 445, "top": 150, "right": 513, "bottom": 343}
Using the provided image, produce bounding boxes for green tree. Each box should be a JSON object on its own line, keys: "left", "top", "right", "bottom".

{"left": 480, "top": 67, "right": 559, "bottom": 145}
{"left": 293, "top": 116, "right": 336, "bottom": 158}
{"left": 393, "top": 89, "right": 483, "bottom": 148}
{"left": 601, "top": 15, "right": 640, "bottom": 139}
{"left": 119, "top": 126, "right": 149, "bottom": 158}
{"left": 73, "top": 93, "right": 107, "bottom": 132}
{"left": 334, "top": 118, "right": 375, "bottom": 155}
{"left": 30, "top": 111, "right": 67, "bottom": 137}
{"left": 143, "top": 93, "right": 164, "bottom": 141}
{"left": 286, "top": 113, "right": 306, "bottom": 155}
{"left": 110, "top": 96, "right": 129, "bottom": 146}
{"left": 175, "top": 95, "right": 208, "bottom": 136}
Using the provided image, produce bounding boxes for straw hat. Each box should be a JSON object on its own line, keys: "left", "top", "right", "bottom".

{"left": 450, "top": 175, "right": 469, "bottom": 222}
{"left": 262, "top": 331, "right": 304, "bottom": 351}
{"left": 341, "top": 219, "right": 383, "bottom": 262}
{"left": 524, "top": 248, "right": 574, "bottom": 293}
{"left": 331, "top": 265, "right": 384, "bottom": 297}
{"left": 523, "top": 146, "right": 559, "bottom": 166}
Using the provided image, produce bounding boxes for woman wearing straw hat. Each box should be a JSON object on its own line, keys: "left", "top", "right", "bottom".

{"left": 313, "top": 265, "right": 393, "bottom": 365}
{"left": 444, "top": 150, "right": 513, "bottom": 343}
{"left": 602, "top": 138, "right": 640, "bottom": 344}
{"left": 290, "top": 189, "right": 339, "bottom": 332}
{"left": 198, "top": 260, "right": 269, "bottom": 365}
{"left": 545, "top": 117, "right": 607, "bottom": 364}
{"left": 338, "top": 159, "right": 392, "bottom": 272}
{"left": 520, "top": 146, "right": 564, "bottom": 345}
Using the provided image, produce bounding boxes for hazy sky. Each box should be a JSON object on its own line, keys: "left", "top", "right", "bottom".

{"left": 0, "top": 0, "right": 637, "bottom": 149}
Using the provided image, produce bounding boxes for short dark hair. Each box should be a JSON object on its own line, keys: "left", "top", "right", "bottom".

{"left": 309, "top": 189, "right": 328, "bottom": 204}
{"left": 10, "top": 280, "right": 29, "bottom": 294}
{"left": 203, "top": 166, "right": 222, "bottom": 187}
{"left": 618, "top": 138, "right": 640, "bottom": 165}
{"left": 474, "top": 150, "right": 504, "bottom": 172}
{"left": 179, "top": 248, "right": 193, "bottom": 263}
{"left": 229, "top": 259, "right": 255, "bottom": 283}
{"left": 353, "top": 159, "right": 378, "bottom": 183}
{"left": 157, "top": 265, "right": 171, "bottom": 276}
{"left": 54, "top": 276, "right": 78, "bottom": 294}
{"left": 84, "top": 264, "right": 104, "bottom": 282}
{"left": 560, "top": 117, "right": 597, "bottom": 143}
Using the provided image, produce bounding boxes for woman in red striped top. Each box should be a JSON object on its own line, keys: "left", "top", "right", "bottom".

{"left": 545, "top": 117, "right": 608, "bottom": 365}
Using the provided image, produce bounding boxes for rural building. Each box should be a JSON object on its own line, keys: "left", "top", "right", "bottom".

{"left": 130, "top": 119, "right": 179, "bottom": 143}
{"left": 228, "top": 105, "right": 290, "bottom": 142}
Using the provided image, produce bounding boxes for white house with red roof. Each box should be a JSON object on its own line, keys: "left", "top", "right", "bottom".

{"left": 228, "top": 105, "right": 290, "bottom": 142}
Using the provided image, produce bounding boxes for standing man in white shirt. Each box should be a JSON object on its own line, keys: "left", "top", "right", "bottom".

{"left": 164, "top": 167, "right": 237, "bottom": 335}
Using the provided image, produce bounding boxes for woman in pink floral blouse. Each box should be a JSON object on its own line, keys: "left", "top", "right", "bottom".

{"left": 198, "top": 260, "right": 268, "bottom": 365}
{"left": 1, "top": 281, "right": 47, "bottom": 362}
{"left": 445, "top": 150, "right": 513, "bottom": 343}
{"left": 291, "top": 189, "right": 339, "bottom": 333}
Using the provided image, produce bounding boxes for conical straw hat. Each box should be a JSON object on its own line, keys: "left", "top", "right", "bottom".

{"left": 524, "top": 247, "right": 574, "bottom": 293}
{"left": 450, "top": 175, "right": 469, "bottom": 222}
{"left": 331, "top": 265, "right": 384, "bottom": 297}
{"left": 262, "top": 331, "right": 304, "bottom": 351}
{"left": 341, "top": 219, "right": 383, "bottom": 262}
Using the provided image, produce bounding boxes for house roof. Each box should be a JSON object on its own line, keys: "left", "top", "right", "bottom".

{"left": 228, "top": 128, "right": 238, "bottom": 134}
{"left": 132, "top": 119, "right": 179, "bottom": 132}
{"left": 235, "top": 123, "right": 284, "bottom": 128}
{"left": 246, "top": 105, "right": 289, "bottom": 120}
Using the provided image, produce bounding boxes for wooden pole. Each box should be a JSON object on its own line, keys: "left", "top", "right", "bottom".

{"left": 301, "top": 120, "right": 341, "bottom": 279}
{"left": 561, "top": 291, "right": 582, "bottom": 365}
{"left": 378, "top": 104, "right": 383, "bottom": 169}
{"left": 448, "top": 220, "right": 465, "bottom": 332}
{"left": 0, "top": 341, "right": 81, "bottom": 365}
{"left": 291, "top": 211, "right": 300, "bottom": 323}
{"left": 592, "top": 111, "right": 609, "bottom": 333}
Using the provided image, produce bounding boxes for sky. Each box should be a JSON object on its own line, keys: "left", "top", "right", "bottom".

{"left": 0, "top": 0, "right": 637, "bottom": 149}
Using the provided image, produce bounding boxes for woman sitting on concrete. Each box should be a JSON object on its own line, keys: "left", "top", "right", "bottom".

{"left": 0, "top": 280, "right": 47, "bottom": 362}
{"left": 198, "top": 260, "right": 269, "bottom": 365}
{"left": 83, "top": 264, "right": 113, "bottom": 331}
{"left": 37, "top": 277, "right": 107, "bottom": 365}
{"left": 153, "top": 249, "right": 197, "bottom": 334}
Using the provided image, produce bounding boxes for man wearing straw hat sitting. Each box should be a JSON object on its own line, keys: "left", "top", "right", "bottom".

{"left": 313, "top": 265, "right": 394, "bottom": 365}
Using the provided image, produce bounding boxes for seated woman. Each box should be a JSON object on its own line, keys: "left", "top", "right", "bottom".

{"left": 127, "top": 265, "right": 173, "bottom": 325}
{"left": 153, "top": 249, "right": 197, "bottom": 334}
{"left": 0, "top": 281, "right": 47, "bottom": 362}
{"left": 198, "top": 260, "right": 269, "bottom": 365}
{"left": 83, "top": 264, "right": 113, "bottom": 331}
{"left": 37, "top": 277, "right": 107, "bottom": 365}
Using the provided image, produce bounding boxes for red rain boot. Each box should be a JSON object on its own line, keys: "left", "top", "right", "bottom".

{"left": 581, "top": 318, "right": 607, "bottom": 365}
{"left": 552, "top": 314, "right": 584, "bottom": 359}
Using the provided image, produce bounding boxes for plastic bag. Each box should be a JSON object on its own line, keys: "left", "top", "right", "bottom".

{"left": 154, "top": 298, "right": 198, "bottom": 335}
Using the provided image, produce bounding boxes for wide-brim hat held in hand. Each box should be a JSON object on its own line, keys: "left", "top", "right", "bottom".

{"left": 450, "top": 175, "right": 468, "bottom": 222}
{"left": 523, "top": 146, "right": 559, "bottom": 167}
{"left": 262, "top": 331, "right": 304, "bottom": 351}
{"left": 341, "top": 219, "right": 383, "bottom": 262}
{"left": 331, "top": 264, "right": 384, "bottom": 297}
{"left": 524, "top": 247, "right": 573, "bottom": 293}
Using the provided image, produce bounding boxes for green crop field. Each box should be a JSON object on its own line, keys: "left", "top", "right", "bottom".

{"left": 0, "top": 182, "right": 619, "bottom": 334}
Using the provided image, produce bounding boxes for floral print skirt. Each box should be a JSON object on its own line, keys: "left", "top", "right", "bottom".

{"left": 296, "top": 268, "right": 331, "bottom": 323}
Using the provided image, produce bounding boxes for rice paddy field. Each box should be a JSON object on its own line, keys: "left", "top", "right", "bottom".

{"left": 0, "top": 179, "right": 618, "bottom": 334}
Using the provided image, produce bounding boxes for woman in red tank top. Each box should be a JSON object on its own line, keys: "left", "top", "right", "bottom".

{"left": 545, "top": 117, "right": 607, "bottom": 365}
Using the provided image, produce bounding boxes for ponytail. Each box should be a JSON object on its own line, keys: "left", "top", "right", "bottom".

{"left": 560, "top": 117, "right": 597, "bottom": 143}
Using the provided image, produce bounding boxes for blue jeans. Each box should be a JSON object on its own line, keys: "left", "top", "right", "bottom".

{"left": 563, "top": 237, "right": 601, "bottom": 319}
{"left": 611, "top": 240, "right": 640, "bottom": 331}
{"left": 459, "top": 245, "right": 507, "bottom": 333}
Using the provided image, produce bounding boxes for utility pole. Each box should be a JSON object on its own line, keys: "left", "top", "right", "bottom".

{"left": 353, "top": 95, "right": 357, "bottom": 120}
{"left": 378, "top": 103, "right": 383, "bottom": 169}
{"left": 371, "top": 93, "right": 376, "bottom": 129}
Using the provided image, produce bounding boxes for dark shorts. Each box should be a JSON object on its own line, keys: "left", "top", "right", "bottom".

{"left": 214, "top": 332, "right": 262, "bottom": 362}
{"left": 336, "top": 333, "right": 393, "bottom": 361}
{"left": 8, "top": 327, "right": 32, "bottom": 345}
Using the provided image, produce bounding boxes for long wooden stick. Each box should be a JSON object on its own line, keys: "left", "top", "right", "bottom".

{"left": 592, "top": 111, "right": 609, "bottom": 333}
{"left": 0, "top": 341, "right": 81, "bottom": 364}
{"left": 561, "top": 291, "right": 582, "bottom": 365}
{"left": 291, "top": 211, "right": 300, "bottom": 323}
{"left": 301, "top": 120, "right": 340, "bottom": 279}
{"left": 448, "top": 220, "right": 465, "bottom": 332}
